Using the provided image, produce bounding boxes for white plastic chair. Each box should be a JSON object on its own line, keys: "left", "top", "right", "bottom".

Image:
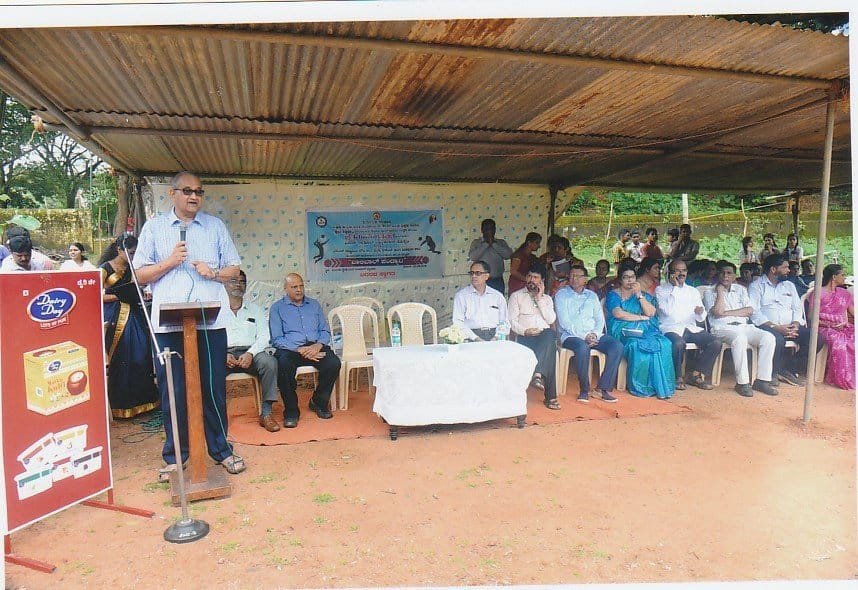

{"left": 799, "top": 287, "right": 829, "bottom": 383}
{"left": 555, "top": 345, "right": 606, "bottom": 396}
{"left": 227, "top": 366, "right": 320, "bottom": 414}
{"left": 328, "top": 304, "right": 379, "bottom": 410}
{"left": 387, "top": 302, "right": 438, "bottom": 346}
{"left": 342, "top": 296, "right": 387, "bottom": 346}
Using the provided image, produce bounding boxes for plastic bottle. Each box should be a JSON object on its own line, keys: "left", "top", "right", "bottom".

{"left": 496, "top": 320, "right": 509, "bottom": 341}
{"left": 391, "top": 320, "right": 402, "bottom": 347}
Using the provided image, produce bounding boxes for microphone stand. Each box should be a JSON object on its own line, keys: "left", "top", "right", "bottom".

{"left": 121, "top": 236, "right": 209, "bottom": 543}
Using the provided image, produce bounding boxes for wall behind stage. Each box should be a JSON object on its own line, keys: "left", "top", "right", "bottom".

{"left": 146, "top": 181, "right": 548, "bottom": 327}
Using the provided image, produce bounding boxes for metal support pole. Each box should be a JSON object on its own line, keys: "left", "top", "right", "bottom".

{"left": 802, "top": 88, "right": 837, "bottom": 425}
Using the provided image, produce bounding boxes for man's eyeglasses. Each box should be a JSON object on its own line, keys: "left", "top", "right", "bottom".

{"left": 468, "top": 271, "right": 488, "bottom": 276}
{"left": 178, "top": 187, "right": 205, "bottom": 196}
{"left": 228, "top": 279, "right": 247, "bottom": 285}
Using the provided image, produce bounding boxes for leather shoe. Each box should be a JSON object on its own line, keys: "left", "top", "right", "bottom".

{"left": 283, "top": 414, "right": 299, "bottom": 428}
{"left": 734, "top": 383, "right": 754, "bottom": 397}
{"left": 258, "top": 414, "right": 281, "bottom": 432}
{"left": 752, "top": 379, "right": 779, "bottom": 396}
{"left": 309, "top": 398, "right": 333, "bottom": 419}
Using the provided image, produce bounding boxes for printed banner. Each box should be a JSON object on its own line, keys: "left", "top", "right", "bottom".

{"left": 306, "top": 208, "right": 443, "bottom": 281}
{"left": 0, "top": 271, "right": 111, "bottom": 534}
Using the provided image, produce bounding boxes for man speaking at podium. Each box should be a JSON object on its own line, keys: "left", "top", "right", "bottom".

{"left": 134, "top": 171, "right": 246, "bottom": 476}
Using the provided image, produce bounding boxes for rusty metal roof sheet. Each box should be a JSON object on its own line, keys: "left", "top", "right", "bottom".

{"left": 0, "top": 15, "right": 850, "bottom": 191}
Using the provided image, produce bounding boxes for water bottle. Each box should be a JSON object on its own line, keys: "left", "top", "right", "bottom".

{"left": 391, "top": 320, "right": 402, "bottom": 347}
{"left": 496, "top": 320, "right": 509, "bottom": 341}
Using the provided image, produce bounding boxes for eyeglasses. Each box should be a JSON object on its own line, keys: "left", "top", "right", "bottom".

{"left": 228, "top": 279, "right": 247, "bottom": 285}
{"left": 468, "top": 271, "right": 488, "bottom": 276}
{"left": 178, "top": 187, "right": 205, "bottom": 196}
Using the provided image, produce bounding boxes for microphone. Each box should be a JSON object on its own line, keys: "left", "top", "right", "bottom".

{"left": 179, "top": 223, "right": 188, "bottom": 244}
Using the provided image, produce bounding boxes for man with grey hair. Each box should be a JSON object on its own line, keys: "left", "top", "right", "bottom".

{"left": 134, "top": 171, "right": 246, "bottom": 476}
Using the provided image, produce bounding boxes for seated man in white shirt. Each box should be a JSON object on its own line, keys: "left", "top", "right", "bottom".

{"left": 748, "top": 253, "right": 823, "bottom": 386}
{"left": 453, "top": 260, "right": 508, "bottom": 342}
{"left": 508, "top": 266, "right": 559, "bottom": 409}
{"left": 654, "top": 259, "right": 722, "bottom": 390}
{"left": 702, "top": 260, "right": 778, "bottom": 397}
{"left": 225, "top": 270, "right": 282, "bottom": 432}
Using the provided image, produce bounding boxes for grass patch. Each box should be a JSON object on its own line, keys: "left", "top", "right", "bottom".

{"left": 221, "top": 541, "right": 240, "bottom": 553}
{"left": 313, "top": 492, "right": 335, "bottom": 504}
{"left": 250, "top": 473, "right": 279, "bottom": 484}
{"left": 313, "top": 516, "right": 328, "bottom": 524}
{"left": 143, "top": 481, "right": 170, "bottom": 492}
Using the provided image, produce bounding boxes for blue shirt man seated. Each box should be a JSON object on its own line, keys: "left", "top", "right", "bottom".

{"left": 554, "top": 264, "right": 624, "bottom": 403}
{"left": 269, "top": 273, "right": 342, "bottom": 427}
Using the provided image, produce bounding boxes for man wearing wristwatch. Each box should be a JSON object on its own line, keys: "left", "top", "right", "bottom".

{"left": 134, "top": 171, "right": 246, "bottom": 476}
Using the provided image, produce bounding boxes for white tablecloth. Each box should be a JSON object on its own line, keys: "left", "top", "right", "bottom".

{"left": 371, "top": 341, "right": 536, "bottom": 426}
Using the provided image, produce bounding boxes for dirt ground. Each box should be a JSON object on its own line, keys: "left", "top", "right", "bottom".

{"left": 5, "top": 379, "right": 856, "bottom": 589}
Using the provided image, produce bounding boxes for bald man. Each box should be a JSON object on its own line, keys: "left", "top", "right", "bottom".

{"left": 134, "top": 171, "right": 245, "bottom": 475}
{"left": 269, "top": 273, "right": 341, "bottom": 427}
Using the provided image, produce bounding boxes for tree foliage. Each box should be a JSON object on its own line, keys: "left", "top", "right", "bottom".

{"left": 716, "top": 13, "right": 849, "bottom": 34}
{"left": 1, "top": 93, "right": 104, "bottom": 209}
{"left": 564, "top": 190, "right": 781, "bottom": 216}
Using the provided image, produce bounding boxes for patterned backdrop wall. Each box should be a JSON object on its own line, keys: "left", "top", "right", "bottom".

{"left": 147, "top": 181, "right": 548, "bottom": 332}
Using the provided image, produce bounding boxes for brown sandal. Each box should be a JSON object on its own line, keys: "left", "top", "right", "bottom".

{"left": 530, "top": 375, "right": 546, "bottom": 391}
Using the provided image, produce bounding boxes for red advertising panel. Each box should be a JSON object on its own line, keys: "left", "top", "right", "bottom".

{"left": 0, "top": 271, "right": 111, "bottom": 533}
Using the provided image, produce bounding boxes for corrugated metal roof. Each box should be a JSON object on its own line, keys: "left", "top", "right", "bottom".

{"left": 0, "top": 15, "right": 850, "bottom": 191}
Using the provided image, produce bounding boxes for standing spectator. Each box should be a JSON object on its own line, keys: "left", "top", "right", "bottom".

{"left": 468, "top": 218, "right": 513, "bottom": 294}
{"left": 758, "top": 233, "right": 779, "bottom": 265}
{"left": 641, "top": 227, "right": 664, "bottom": 262}
{"left": 610, "top": 228, "right": 631, "bottom": 272}
{"left": 544, "top": 235, "right": 582, "bottom": 297}
{"left": 134, "top": 171, "right": 245, "bottom": 476}
{"left": 672, "top": 223, "right": 700, "bottom": 263}
{"left": 100, "top": 234, "right": 159, "bottom": 418}
{"left": 664, "top": 227, "right": 680, "bottom": 266}
{"left": 810, "top": 264, "right": 855, "bottom": 390}
{"left": 626, "top": 229, "right": 644, "bottom": 263}
{"left": 60, "top": 242, "right": 97, "bottom": 271}
{"left": 739, "top": 236, "right": 758, "bottom": 264}
{"left": 782, "top": 233, "right": 804, "bottom": 262}
{"left": 507, "top": 232, "right": 542, "bottom": 295}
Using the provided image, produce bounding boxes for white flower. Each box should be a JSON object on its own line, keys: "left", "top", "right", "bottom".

{"left": 439, "top": 325, "right": 466, "bottom": 344}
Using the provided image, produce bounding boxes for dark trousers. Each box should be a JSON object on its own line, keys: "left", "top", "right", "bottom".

{"left": 562, "top": 335, "right": 624, "bottom": 393}
{"left": 487, "top": 276, "right": 505, "bottom": 294}
{"left": 274, "top": 345, "right": 341, "bottom": 418}
{"left": 666, "top": 329, "right": 721, "bottom": 378}
{"left": 154, "top": 329, "right": 231, "bottom": 465}
{"left": 759, "top": 324, "right": 821, "bottom": 377}
{"left": 516, "top": 329, "right": 558, "bottom": 400}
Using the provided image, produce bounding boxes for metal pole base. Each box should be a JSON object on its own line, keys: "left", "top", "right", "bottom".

{"left": 164, "top": 517, "right": 210, "bottom": 544}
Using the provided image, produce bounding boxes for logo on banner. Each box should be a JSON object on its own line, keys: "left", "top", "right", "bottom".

{"left": 26, "top": 289, "right": 76, "bottom": 329}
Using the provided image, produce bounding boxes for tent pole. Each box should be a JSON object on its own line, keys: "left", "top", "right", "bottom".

{"left": 802, "top": 86, "right": 837, "bottom": 425}
{"left": 548, "top": 183, "right": 558, "bottom": 237}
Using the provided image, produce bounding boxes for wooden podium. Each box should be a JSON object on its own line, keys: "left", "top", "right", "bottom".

{"left": 159, "top": 301, "right": 232, "bottom": 505}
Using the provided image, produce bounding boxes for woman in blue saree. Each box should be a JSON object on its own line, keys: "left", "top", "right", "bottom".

{"left": 100, "top": 235, "right": 159, "bottom": 418}
{"left": 606, "top": 266, "right": 675, "bottom": 399}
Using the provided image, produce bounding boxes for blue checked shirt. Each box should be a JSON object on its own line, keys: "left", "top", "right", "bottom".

{"left": 133, "top": 208, "right": 241, "bottom": 333}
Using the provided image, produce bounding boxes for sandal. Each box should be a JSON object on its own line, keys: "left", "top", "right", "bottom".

{"left": 220, "top": 454, "right": 246, "bottom": 475}
{"left": 675, "top": 378, "right": 687, "bottom": 391}
{"left": 530, "top": 375, "right": 546, "bottom": 391}
{"left": 544, "top": 398, "right": 561, "bottom": 410}
{"left": 157, "top": 461, "right": 187, "bottom": 483}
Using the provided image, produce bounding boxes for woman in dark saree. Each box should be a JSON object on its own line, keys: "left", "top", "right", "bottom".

{"left": 100, "top": 234, "right": 159, "bottom": 418}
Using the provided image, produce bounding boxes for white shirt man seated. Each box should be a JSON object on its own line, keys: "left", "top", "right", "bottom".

{"left": 701, "top": 260, "right": 778, "bottom": 397}
{"left": 508, "top": 266, "right": 559, "bottom": 408}
{"left": 655, "top": 259, "right": 722, "bottom": 389}
{"left": 453, "top": 260, "right": 508, "bottom": 342}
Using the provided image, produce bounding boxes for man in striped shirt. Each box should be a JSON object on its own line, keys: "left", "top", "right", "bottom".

{"left": 134, "top": 171, "right": 246, "bottom": 476}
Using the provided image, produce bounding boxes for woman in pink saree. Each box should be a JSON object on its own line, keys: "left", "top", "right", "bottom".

{"left": 812, "top": 264, "right": 855, "bottom": 390}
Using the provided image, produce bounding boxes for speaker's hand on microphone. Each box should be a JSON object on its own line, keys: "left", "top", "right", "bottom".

{"left": 168, "top": 242, "right": 188, "bottom": 267}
